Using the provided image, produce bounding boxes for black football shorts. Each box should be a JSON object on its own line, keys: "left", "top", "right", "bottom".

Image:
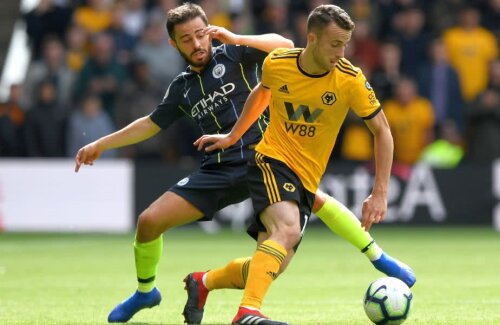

{"left": 169, "top": 161, "right": 250, "bottom": 221}
{"left": 246, "top": 152, "right": 315, "bottom": 247}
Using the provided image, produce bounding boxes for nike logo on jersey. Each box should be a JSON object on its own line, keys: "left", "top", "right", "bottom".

{"left": 183, "top": 88, "right": 191, "bottom": 98}
{"left": 278, "top": 84, "right": 289, "bottom": 94}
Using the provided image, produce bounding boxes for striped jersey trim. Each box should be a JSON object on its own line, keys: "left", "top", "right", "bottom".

{"left": 271, "top": 55, "right": 299, "bottom": 60}
{"left": 271, "top": 49, "right": 301, "bottom": 60}
{"left": 276, "top": 49, "right": 302, "bottom": 55}
{"left": 335, "top": 65, "right": 357, "bottom": 77}
{"left": 255, "top": 153, "right": 281, "bottom": 204}
{"left": 336, "top": 59, "right": 358, "bottom": 77}
{"left": 338, "top": 58, "right": 357, "bottom": 72}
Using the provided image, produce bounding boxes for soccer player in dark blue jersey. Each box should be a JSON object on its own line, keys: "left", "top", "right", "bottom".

{"left": 74, "top": 3, "right": 414, "bottom": 324}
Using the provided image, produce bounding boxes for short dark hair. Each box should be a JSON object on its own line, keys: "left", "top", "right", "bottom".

{"left": 166, "top": 2, "right": 208, "bottom": 40}
{"left": 307, "top": 5, "right": 355, "bottom": 34}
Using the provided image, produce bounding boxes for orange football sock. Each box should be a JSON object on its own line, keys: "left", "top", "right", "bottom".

{"left": 205, "top": 257, "right": 251, "bottom": 290}
{"left": 240, "top": 240, "right": 287, "bottom": 309}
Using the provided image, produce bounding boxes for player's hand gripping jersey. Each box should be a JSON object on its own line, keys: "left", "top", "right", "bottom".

{"left": 256, "top": 48, "right": 381, "bottom": 193}
{"left": 150, "top": 44, "right": 269, "bottom": 165}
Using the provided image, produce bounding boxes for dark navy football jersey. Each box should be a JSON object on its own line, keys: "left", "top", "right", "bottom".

{"left": 150, "top": 44, "right": 269, "bottom": 166}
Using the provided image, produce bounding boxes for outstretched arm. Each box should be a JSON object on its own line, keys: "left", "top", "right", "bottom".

{"left": 362, "top": 110, "right": 393, "bottom": 230}
{"left": 75, "top": 116, "right": 161, "bottom": 172}
{"left": 205, "top": 25, "right": 294, "bottom": 52}
{"left": 194, "top": 83, "right": 271, "bottom": 152}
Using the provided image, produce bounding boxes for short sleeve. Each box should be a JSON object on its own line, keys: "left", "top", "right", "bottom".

{"left": 224, "top": 44, "right": 268, "bottom": 65}
{"left": 484, "top": 31, "right": 498, "bottom": 61}
{"left": 149, "top": 81, "right": 185, "bottom": 129}
{"left": 260, "top": 52, "right": 274, "bottom": 89}
{"left": 242, "top": 46, "right": 268, "bottom": 64}
{"left": 348, "top": 71, "right": 381, "bottom": 120}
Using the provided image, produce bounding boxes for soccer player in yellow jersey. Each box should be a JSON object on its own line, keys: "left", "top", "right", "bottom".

{"left": 76, "top": 3, "right": 413, "bottom": 324}
{"left": 195, "top": 4, "right": 405, "bottom": 324}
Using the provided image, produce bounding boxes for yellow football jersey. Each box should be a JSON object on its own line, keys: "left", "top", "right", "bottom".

{"left": 256, "top": 48, "right": 381, "bottom": 193}
{"left": 443, "top": 26, "right": 498, "bottom": 100}
{"left": 384, "top": 96, "right": 435, "bottom": 165}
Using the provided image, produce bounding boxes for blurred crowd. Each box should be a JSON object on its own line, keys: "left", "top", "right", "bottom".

{"left": 0, "top": 0, "right": 498, "bottom": 169}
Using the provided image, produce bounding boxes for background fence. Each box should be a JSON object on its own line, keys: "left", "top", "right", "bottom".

{"left": 1, "top": 159, "right": 498, "bottom": 233}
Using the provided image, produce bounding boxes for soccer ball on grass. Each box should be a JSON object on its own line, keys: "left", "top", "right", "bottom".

{"left": 363, "top": 276, "right": 413, "bottom": 324}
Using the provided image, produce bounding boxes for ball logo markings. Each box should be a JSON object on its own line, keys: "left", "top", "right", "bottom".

{"left": 363, "top": 277, "right": 413, "bottom": 324}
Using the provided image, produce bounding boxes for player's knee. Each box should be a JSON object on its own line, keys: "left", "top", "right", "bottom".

{"left": 137, "top": 209, "right": 163, "bottom": 235}
{"left": 279, "top": 226, "right": 301, "bottom": 250}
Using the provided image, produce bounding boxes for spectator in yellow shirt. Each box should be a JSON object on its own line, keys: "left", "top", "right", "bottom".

{"left": 443, "top": 5, "right": 498, "bottom": 101}
{"left": 73, "top": 0, "right": 112, "bottom": 35}
{"left": 384, "top": 77, "right": 435, "bottom": 165}
{"left": 65, "top": 24, "right": 89, "bottom": 72}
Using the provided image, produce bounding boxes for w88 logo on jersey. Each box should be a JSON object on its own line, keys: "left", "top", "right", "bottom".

{"left": 284, "top": 122, "right": 316, "bottom": 137}
{"left": 283, "top": 102, "right": 321, "bottom": 137}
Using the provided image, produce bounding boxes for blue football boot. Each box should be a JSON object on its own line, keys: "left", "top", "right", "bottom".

{"left": 372, "top": 252, "right": 416, "bottom": 287}
{"left": 108, "top": 287, "right": 162, "bottom": 323}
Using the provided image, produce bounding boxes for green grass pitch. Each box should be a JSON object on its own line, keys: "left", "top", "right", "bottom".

{"left": 1, "top": 226, "right": 500, "bottom": 324}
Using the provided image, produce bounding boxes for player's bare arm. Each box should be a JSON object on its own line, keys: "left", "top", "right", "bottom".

{"left": 204, "top": 25, "right": 294, "bottom": 52}
{"left": 194, "top": 83, "right": 271, "bottom": 152}
{"left": 361, "top": 110, "right": 393, "bottom": 230}
{"left": 74, "top": 116, "right": 161, "bottom": 172}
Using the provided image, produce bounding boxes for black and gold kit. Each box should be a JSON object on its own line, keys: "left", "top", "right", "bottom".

{"left": 246, "top": 48, "right": 380, "bottom": 235}
{"left": 257, "top": 48, "right": 381, "bottom": 194}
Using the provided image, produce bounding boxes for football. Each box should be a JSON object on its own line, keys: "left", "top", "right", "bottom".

{"left": 363, "top": 277, "right": 413, "bottom": 324}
